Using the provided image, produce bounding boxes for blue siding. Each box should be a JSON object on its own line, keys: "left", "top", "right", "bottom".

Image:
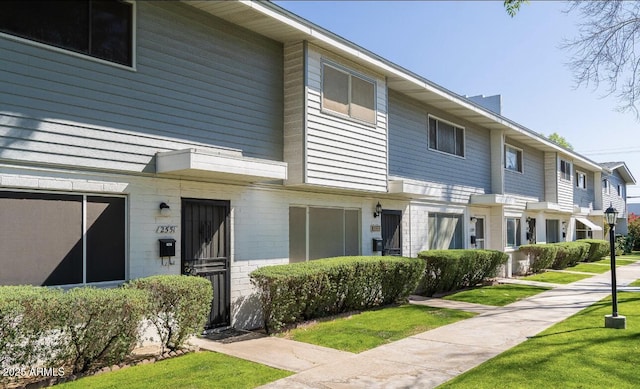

{"left": 388, "top": 90, "right": 491, "bottom": 192}
{"left": 504, "top": 138, "right": 544, "bottom": 200}
{"left": 0, "top": 2, "right": 283, "bottom": 173}
{"left": 573, "top": 170, "right": 595, "bottom": 208}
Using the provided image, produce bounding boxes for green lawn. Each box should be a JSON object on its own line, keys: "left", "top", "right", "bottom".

{"left": 568, "top": 262, "right": 616, "bottom": 274}
{"left": 593, "top": 258, "right": 636, "bottom": 265}
{"left": 629, "top": 279, "right": 640, "bottom": 287}
{"left": 442, "top": 284, "right": 550, "bottom": 306}
{"left": 279, "top": 304, "right": 474, "bottom": 353}
{"left": 439, "top": 292, "right": 640, "bottom": 388}
{"left": 521, "top": 271, "right": 593, "bottom": 284}
{"left": 56, "top": 351, "right": 292, "bottom": 389}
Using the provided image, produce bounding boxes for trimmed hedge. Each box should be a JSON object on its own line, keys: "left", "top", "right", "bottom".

{"left": 519, "top": 244, "right": 558, "bottom": 274}
{"left": 577, "top": 239, "right": 610, "bottom": 262}
{"left": 58, "top": 287, "right": 148, "bottom": 373}
{"left": 416, "top": 250, "right": 508, "bottom": 296}
{"left": 250, "top": 256, "right": 425, "bottom": 333}
{"left": 0, "top": 286, "right": 65, "bottom": 377}
{"left": 0, "top": 286, "right": 147, "bottom": 381}
{"left": 128, "top": 275, "right": 213, "bottom": 351}
{"left": 1, "top": 275, "right": 213, "bottom": 383}
{"left": 551, "top": 241, "right": 590, "bottom": 269}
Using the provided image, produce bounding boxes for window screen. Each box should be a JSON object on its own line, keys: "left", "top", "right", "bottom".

{"left": 428, "top": 213, "right": 463, "bottom": 249}
{"left": 322, "top": 65, "right": 349, "bottom": 115}
{"left": 289, "top": 206, "right": 361, "bottom": 262}
{"left": 86, "top": 196, "right": 125, "bottom": 283}
{"left": 0, "top": 192, "right": 83, "bottom": 286}
{"left": 0, "top": 191, "right": 125, "bottom": 286}
{"left": 289, "top": 207, "right": 307, "bottom": 263}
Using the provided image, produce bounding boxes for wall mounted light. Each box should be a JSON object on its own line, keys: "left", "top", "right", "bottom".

{"left": 470, "top": 216, "right": 478, "bottom": 224}
{"left": 159, "top": 202, "right": 171, "bottom": 217}
{"left": 373, "top": 202, "right": 382, "bottom": 218}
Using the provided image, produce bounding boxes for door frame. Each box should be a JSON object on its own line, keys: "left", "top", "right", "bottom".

{"left": 381, "top": 210, "right": 402, "bottom": 256}
{"left": 181, "top": 198, "right": 231, "bottom": 329}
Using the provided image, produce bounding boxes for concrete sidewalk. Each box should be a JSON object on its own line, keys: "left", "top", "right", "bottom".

{"left": 193, "top": 262, "right": 640, "bottom": 389}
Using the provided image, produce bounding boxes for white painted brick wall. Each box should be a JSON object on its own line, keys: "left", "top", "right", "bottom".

{"left": 1, "top": 165, "right": 414, "bottom": 329}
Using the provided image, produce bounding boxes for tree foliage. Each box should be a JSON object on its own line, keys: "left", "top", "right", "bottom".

{"left": 547, "top": 132, "right": 573, "bottom": 149}
{"left": 504, "top": 0, "right": 528, "bottom": 18}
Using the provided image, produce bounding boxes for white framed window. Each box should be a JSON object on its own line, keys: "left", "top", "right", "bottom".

{"left": 575, "top": 220, "right": 592, "bottom": 240}
{"left": 506, "top": 217, "right": 521, "bottom": 247}
{"left": 322, "top": 63, "right": 376, "bottom": 124}
{"left": 618, "top": 184, "right": 623, "bottom": 197}
{"left": 289, "top": 206, "right": 361, "bottom": 262}
{"left": 560, "top": 159, "right": 572, "bottom": 181}
{"left": 505, "top": 144, "right": 523, "bottom": 173}
{"left": 576, "top": 171, "right": 587, "bottom": 189}
{"left": 428, "top": 115, "right": 465, "bottom": 157}
{"left": 604, "top": 179, "right": 610, "bottom": 194}
{"left": 428, "top": 213, "right": 464, "bottom": 249}
{"left": 546, "top": 219, "right": 560, "bottom": 243}
{"left": 0, "top": 191, "right": 126, "bottom": 286}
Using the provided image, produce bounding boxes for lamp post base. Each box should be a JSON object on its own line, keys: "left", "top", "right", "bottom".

{"left": 605, "top": 315, "right": 626, "bottom": 329}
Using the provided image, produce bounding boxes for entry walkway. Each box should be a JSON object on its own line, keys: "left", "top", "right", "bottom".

{"left": 193, "top": 262, "right": 640, "bottom": 388}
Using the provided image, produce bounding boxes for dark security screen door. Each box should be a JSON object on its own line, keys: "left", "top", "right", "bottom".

{"left": 382, "top": 210, "right": 402, "bottom": 256}
{"left": 182, "top": 199, "right": 230, "bottom": 329}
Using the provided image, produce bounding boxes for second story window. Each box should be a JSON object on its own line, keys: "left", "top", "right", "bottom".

{"left": 576, "top": 171, "right": 587, "bottom": 189}
{"left": 560, "top": 159, "right": 572, "bottom": 181}
{"left": 618, "top": 184, "right": 623, "bottom": 197}
{"left": 322, "top": 63, "right": 376, "bottom": 124}
{"left": 505, "top": 144, "right": 523, "bottom": 172}
{"left": 604, "top": 179, "right": 610, "bottom": 194}
{"left": 428, "top": 116, "right": 465, "bottom": 157}
{"left": 1, "top": 0, "right": 133, "bottom": 67}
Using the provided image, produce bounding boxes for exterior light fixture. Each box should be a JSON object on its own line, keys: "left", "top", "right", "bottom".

{"left": 373, "top": 202, "right": 382, "bottom": 218}
{"left": 159, "top": 202, "right": 171, "bottom": 217}
{"left": 604, "top": 203, "right": 625, "bottom": 329}
{"left": 470, "top": 216, "right": 478, "bottom": 224}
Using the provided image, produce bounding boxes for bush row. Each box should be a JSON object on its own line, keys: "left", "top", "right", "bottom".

{"left": 520, "top": 239, "right": 609, "bottom": 274}
{"left": 250, "top": 256, "right": 424, "bottom": 333}
{"left": 0, "top": 275, "right": 212, "bottom": 383}
{"left": 416, "top": 250, "right": 509, "bottom": 296}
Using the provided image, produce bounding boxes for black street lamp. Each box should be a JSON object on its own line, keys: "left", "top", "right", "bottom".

{"left": 604, "top": 203, "right": 626, "bottom": 329}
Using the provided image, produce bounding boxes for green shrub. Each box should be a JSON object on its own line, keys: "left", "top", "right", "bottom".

{"left": 56, "top": 287, "right": 148, "bottom": 373}
{"left": 128, "top": 275, "right": 213, "bottom": 351}
{"left": 0, "top": 285, "right": 147, "bottom": 380}
{"left": 0, "top": 286, "right": 65, "bottom": 385}
{"left": 551, "top": 241, "right": 590, "bottom": 269}
{"left": 250, "top": 256, "right": 424, "bottom": 333}
{"left": 616, "top": 234, "right": 630, "bottom": 255}
{"left": 519, "top": 244, "right": 558, "bottom": 273}
{"left": 416, "top": 250, "right": 508, "bottom": 296}
{"left": 577, "top": 239, "right": 610, "bottom": 262}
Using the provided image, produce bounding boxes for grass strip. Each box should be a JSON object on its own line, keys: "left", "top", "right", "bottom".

{"left": 442, "top": 284, "right": 550, "bottom": 306}
{"left": 56, "top": 351, "right": 292, "bottom": 389}
{"left": 521, "top": 271, "right": 592, "bottom": 284}
{"left": 569, "top": 262, "right": 617, "bottom": 274}
{"left": 279, "top": 304, "right": 474, "bottom": 353}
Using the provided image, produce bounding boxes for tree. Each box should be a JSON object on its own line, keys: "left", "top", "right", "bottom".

{"left": 505, "top": 1, "right": 640, "bottom": 117}
{"left": 547, "top": 132, "right": 573, "bottom": 150}
{"left": 504, "top": 0, "right": 528, "bottom": 18}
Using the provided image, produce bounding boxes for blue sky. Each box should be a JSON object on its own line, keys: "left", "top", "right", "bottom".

{"left": 275, "top": 1, "right": 640, "bottom": 201}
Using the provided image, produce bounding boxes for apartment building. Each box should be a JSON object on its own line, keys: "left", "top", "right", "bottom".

{"left": 0, "top": 1, "right": 634, "bottom": 329}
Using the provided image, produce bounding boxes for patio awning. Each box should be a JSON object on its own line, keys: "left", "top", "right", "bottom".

{"left": 575, "top": 217, "right": 603, "bottom": 231}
